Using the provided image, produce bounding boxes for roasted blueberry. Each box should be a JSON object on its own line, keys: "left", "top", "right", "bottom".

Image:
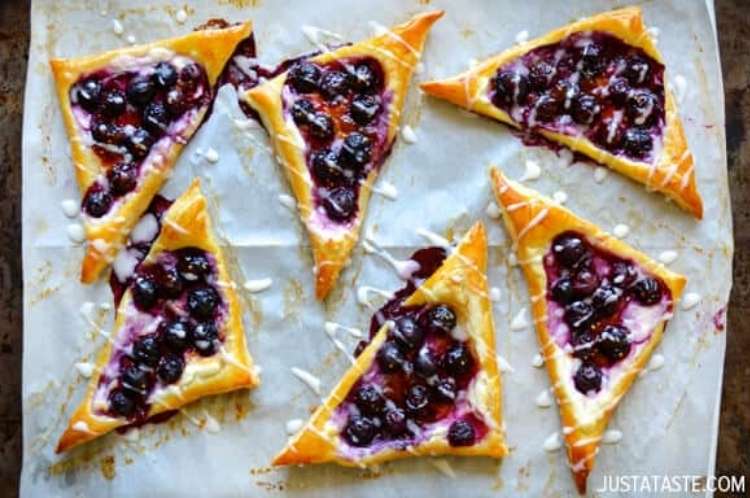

{"left": 157, "top": 354, "right": 185, "bottom": 383}
{"left": 320, "top": 70, "right": 350, "bottom": 100}
{"left": 108, "top": 162, "right": 138, "bottom": 196}
{"left": 323, "top": 187, "right": 357, "bottom": 222}
{"left": 344, "top": 416, "right": 376, "bottom": 446}
{"left": 597, "top": 324, "right": 631, "bottom": 362}
{"left": 110, "top": 389, "right": 136, "bottom": 417}
{"left": 448, "top": 419, "right": 476, "bottom": 447}
{"left": 632, "top": 277, "right": 662, "bottom": 305}
{"left": 609, "top": 77, "right": 630, "bottom": 104}
{"left": 350, "top": 62, "right": 378, "bottom": 92}
{"left": 580, "top": 43, "right": 604, "bottom": 77}
{"left": 624, "top": 56, "right": 650, "bottom": 85}
{"left": 572, "top": 269, "right": 600, "bottom": 297}
{"left": 165, "top": 88, "right": 188, "bottom": 116}
{"left": 610, "top": 261, "right": 637, "bottom": 288}
{"left": 350, "top": 94, "right": 381, "bottom": 125}
{"left": 571, "top": 94, "right": 600, "bottom": 125}
{"left": 102, "top": 89, "right": 127, "bottom": 117}
{"left": 91, "top": 120, "right": 125, "bottom": 145}
{"left": 534, "top": 94, "right": 561, "bottom": 122}
{"left": 153, "top": 61, "right": 178, "bottom": 89}
{"left": 163, "top": 318, "right": 191, "bottom": 351}
{"left": 626, "top": 90, "right": 658, "bottom": 126}
{"left": 442, "top": 343, "right": 472, "bottom": 376}
{"left": 528, "top": 62, "right": 555, "bottom": 90}
{"left": 570, "top": 330, "right": 596, "bottom": 360}
{"left": 574, "top": 362, "right": 602, "bottom": 394}
{"left": 291, "top": 98, "right": 315, "bottom": 125}
{"left": 552, "top": 233, "right": 587, "bottom": 268}
{"left": 622, "top": 128, "right": 653, "bottom": 159}
{"left": 132, "top": 275, "right": 158, "bottom": 309}
{"left": 591, "top": 284, "right": 623, "bottom": 317}
{"left": 340, "top": 132, "right": 372, "bottom": 168}
{"left": 177, "top": 250, "right": 211, "bottom": 281}
{"left": 354, "top": 384, "right": 385, "bottom": 416}
{"left": 143, "top": 101, "right": 170, "bottom": 135}
{"left": 434, "top": 377, "right": 457, "bottom": 401}
{"left": 383, "top": 407, "right": 407, "bottom": 434}
{"left": 423, "top": 304, "right": 457, "bottom": 334}
{"left": 84, "top": 188, "right": 113, "bottom": 218}
{"left": 178, "top": 63, "right": 202, "bottom": 92}
{"left": 288, "top": 62, "right": 320, "bottom": 93}
{"left": 308, "top": 112, "right": 335, "bottom": 141}
{"left": 564, "top": 300, "right": 594, "bottom": 329}
{"left": 405, "top": 384, "right": 430, "bottom": 415}
{"left": 132, "top": 335, "right": 160, "bottom": 367}
{"left": 122, "top": 365, "right": 149, "bottom": 392}
{"left": 551, "top": 277, "right": 576, "bottom": 304}
{"left": 75, "top": 79, "right": 103, "bottom": 111}
{"left": 376, "top": 341, "right": 405, "bottom": 373}
{"left": 192, "top": 321, "right": 219, "bottom": 356}
{"left": 311, "top": 148, "right": 345, "bottom": 184}
{"left": 391, "top": 316, "right": 424, "bottom": 351}
{"left": 127, "top": 76, "right": 155, "bottom": 106}
{"left": 493, "top": 70, "right": 529, "bottom": 106}
{"left": 156, "top": 264, "right": 183, "bottom": 298}
{"left": 187, "top": 286, "right": 220, "bottom": 319}
{"left": 414, "top": 347, "right": 438, "bottom": 377}
{"left": 552, "top": 79, "right": 579, "bottom": 106}
{"left": 126, "top": 128, "right": 155, "bottom": 159}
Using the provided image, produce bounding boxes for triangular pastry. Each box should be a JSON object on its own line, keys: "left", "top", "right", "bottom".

{"left": 421, "top": 7, "right": 702, "bottom": 218}
{"left": 489, "top": 167, "right": 686, "bottom": 493}
{"left": 56, "top": 179, "right": 259, "bottom": 453}
{"left": 51, "top": 22, "right": 252, "bottom": 283}
{"left": 243, "top": 11, "right": 443, "bottom": 299}
{"left": 274, "top": 222, "right": 507, "bottom": 466}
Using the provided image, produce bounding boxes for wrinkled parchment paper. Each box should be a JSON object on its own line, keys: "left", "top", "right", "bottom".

{"left": 21, "top": 0, "right": 731, "bottom": 496}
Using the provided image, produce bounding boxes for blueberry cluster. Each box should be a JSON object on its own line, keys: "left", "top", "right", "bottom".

{"left": 546, "top": 232, "right": 665, "bottom": 394}
{"left": 490, "top": 31, "right": 664, "bottom": 161}
{"left": 72, "top": 60, "right": 209, "bottom": 218}
{"left": 106, "top": 247, "right": 224, "bottom": 420}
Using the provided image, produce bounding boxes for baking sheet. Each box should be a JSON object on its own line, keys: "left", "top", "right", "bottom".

{"left": 21, "top": 0, "right": 731, "bottom": 496}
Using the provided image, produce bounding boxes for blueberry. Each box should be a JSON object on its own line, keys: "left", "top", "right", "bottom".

{"left": 609, "top": 77, "right": 630, "bottom": 105}
{"left": 320, "top": 70, "right": 350, "bottom": 100}
{"left": 340, "top": 132, "right": 372, "bottom": 168}
{"left": 288, "top": 62, "right": 320, "bottom": 93}
{"left": 192, "top": 321, "right": 219, "bottom": 356}
{"left": 552, "top": 233, "right": 588, "bottom": 268}
{"left": 76, "top": 79, "right": 103, "bottom": 111}
{"left": 442, "top": 343, "right": 472, "bottom": 376}
{"left": 597, "top": 324, "right": 631, "bottom": 362}
{"left": 405, "top": 384, "right": 430, "bottom": 415}
{"left": 564, "top": 300, "right": 594, "bottom": 329}
{"left": 553, "top": 79, "right": 580, "bottom": 106}
{"left": 163, "top": 319, "right": 191, "bottom": 351}
{"left": 143, "top": 101, "right": 170, "bottom": 135}
{"left": 534, "top": 94, "right": 561, "bottom": 122}
{"left": 624, "top": 56, "right": 650, "bottom": 85}
{"left": 626, "top": 90, "right": 658, "bottom": 126}
{"left": 344, "top": 416, "right": 376, "bottom": 446}
{"left": 493, "top": 70, "right": 529, "bottom": 106}
{"left": 108, "top": 162, "right": 138, "bottom": 196}
{"left": 126, "top": 128, "right": 155, "bottom": 159}
{"left": 571, "top": 269, "right": 600, "bottom": 297}
{"left": 383, "top": 407, "right": 407, "bottom": 434}
{"left": 610, "top": 261, "right": 637, "bottom": 288}
{"left": 448, "top": 419, "right": 476, "bottom": 447}
{"left": 291, "top": 98, "right": 315, "bottom": 125}
{"left": 570, "top": 330, "right": 597, "bottom": 360}
{"left": 102, "top": 89, "right": 127, "bottom": 117}
{"left": 122, "top": 365, "right": 149, "bottom": 392}
{"left": 350, "top": 63, "right": 378, "bottom": 93}
{"left": 132, "top": 335, "right": 160, "bottom": 367}
{"left": 132, "top": 275, "right": 158, "bottom": 310}
{"left": 571, "top": 94, "right": 600, "bottom": 125}
{"left": 187, "top": 286, "right": 220, "bottom": 319}
{"left": 350, "top": 94, "right": 381, "bottom": 125}
{"left": 177, "top": 250, "right": 211, "bottom": 281}
{"left": 551, "top": 277, "right": 576, "bottom": 304}
{"left": 434, "top": 377, "right": 457, "bottom": 401}
{"left": 632, "top": 277, "right": 662, "bottom": 305}
{"left": 622, "top": 128, "right": 653, "bottom": 159}
{"left": 323, "top": 187, "right": 357, "bottom": 222}
{"left": 573, "top": 362, "right": 602, "bottom": 394}
{"left": 376, "top": 341, "right": 405, "bottom": 373}
{"left": 91, "top": 120, "right": 125, "bottom": 145}
{"left": 591, "top": 284, "right": 623, "bottom": 317}
{"left": 310, "top": 148, "right": 346, "bottom": 184}
{"left": 528, "top": 62, "right": 555, "bottom": 90}
{"left": 110, "top": 389, "right": 136, "bottom": 417}
{"left": 423, "top": 304, "right": 457, "bottom": 334}
{"left": 178, "top": 63, "right": 202, "bottom": 93}
{"left": 153, "top": 62, "right": 178, "bottom": 89}
{"left": 127, "top": 76, "right": 155, "bottom": 106}
{"left": 391, "top": 316, "right": 424, "bottom": 351}
{"left": 157, "top": 354, "right": 185, "bottom": 383}
{"left": 165, "top": 87, "right": 188, "bottom": 116}
{"left": 354, "top": 384, "right": 385, "bottom": 416}
{"left": 414, "top": 347, "right": 438, "bottom": 377}
{"left": 84, "top": 188, "right": 113, "bottom": 218}
{"left": 580, "top": 43, "right": 604, "bottom": 77}
{"left": 156, "top": 264, "right": 183, "bottom": 298}
{"left": 308, "top": 112, "right": 335, "bottom": 140}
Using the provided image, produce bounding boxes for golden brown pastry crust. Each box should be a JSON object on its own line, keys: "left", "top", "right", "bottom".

{"left": 50, "top": 22, "right": 252, "bottom": 284}
{"left": 421, "top": 7, "right": 703, "bottom": 219}
{"left": 56, "top": 179, "right": 259, "bottom": 453}
{"left": 273, "top": 222, "right": 507, "bottom": 466}
{"left": 489, "top": 167, "right": 686, "bottom": 493}
{"left": 243, "top": 11, "right": 443, "bottom": 300}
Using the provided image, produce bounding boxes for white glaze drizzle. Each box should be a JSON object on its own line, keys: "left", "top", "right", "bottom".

{"left": 401, "top": 125, "right": 418, "bottom": 144}
{"left": 681, "top": 292, "right": 701, "bottom": 310}
{"left": 658, "top": 250, "right": 678, "bottom": 264}
{"left": 535, "top": 389, "right": 553, "bottom": 408}
{"left": 291, "top": 367, "right": 322, "bottom": 396}
{"left": 552, "top": 191, "right": 568, "bottom": 204}
{"left": 416, "top": 227, "right": 451, "bottom": 247}
{"left": 593, "top": 167, "right": 609, "bottom": 183}
{"left": 243, "top": 278, "right": 273, "bottom": 293}
{"left": 285, "top": 418, "right": 304, "bottom": 435}
{"left": 613, "top": 224, "right": 630, "bottom": 238}
{"left": 485, "top": 201, "right": 501, "bottom": 219}
{"left": 430, "top": 459, "right": 457, "bottom": 478}
{"left": 510, "top": 307, "right": 529, "bottom": 331}
{"left": 602, "top": 429, "right": 623, "bottom": 444}
{"left": 543, "top": 432, "right": 562, "bottom": 452}
{"left": 61, "top": 199, "right": 80, "bottom": 218}
{"left": 67, "top": 224, "right": 86, "bottom": 244}
{"left": 370, "top": 180, "right": 399, "bottom": 200}
{"left": 520, "top": 159, "right": 541, "bottom": 181}
{"left": 532, "top": 353, "right": 544, "bottom": 368}
{"left": 278, "top": 194, "right": 297, "bottom": 211}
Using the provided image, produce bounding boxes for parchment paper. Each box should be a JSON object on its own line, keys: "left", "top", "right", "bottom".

{"left": 21, "top": 0, "right": 731, "bottom": 496}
